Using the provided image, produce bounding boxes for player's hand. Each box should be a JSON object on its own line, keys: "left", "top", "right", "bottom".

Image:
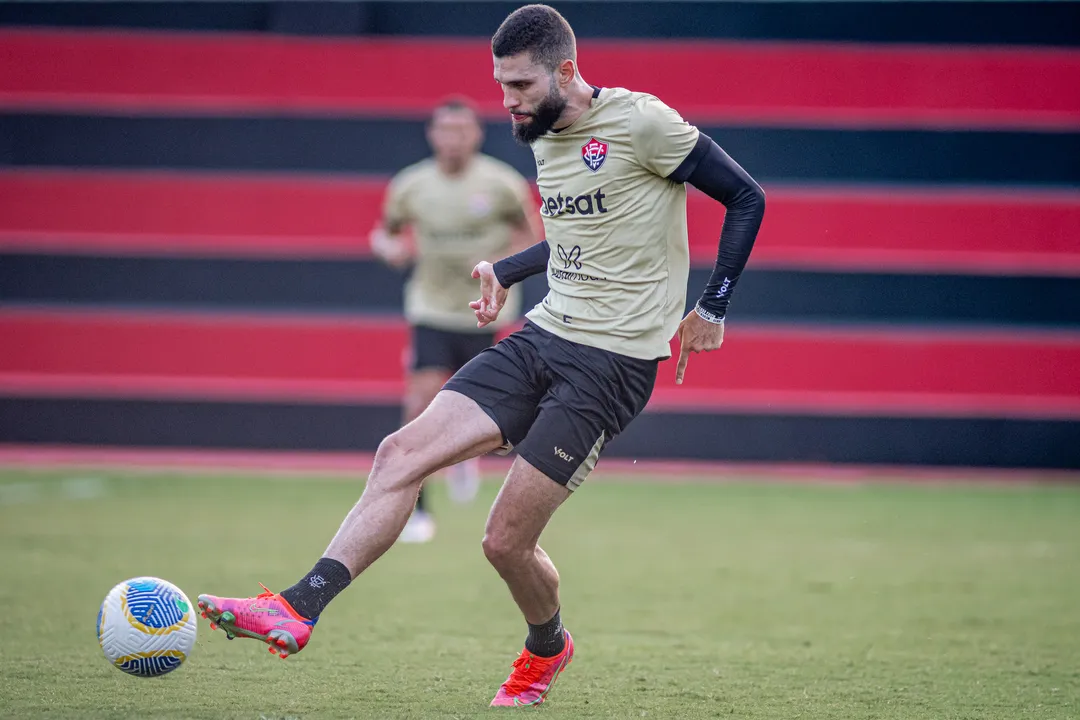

{"left": 369, "top": 227, "right": 412, "bottom": 269}
{"left": 674, "top": 309, "right": 725, "bottom": 385}
{"left": 470, "top": 261, "right": 508, "bottom": 328}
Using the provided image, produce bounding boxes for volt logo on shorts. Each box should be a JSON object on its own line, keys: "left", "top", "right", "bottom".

{"left": 554, "top": 447, "right": 576, "bottom": 463}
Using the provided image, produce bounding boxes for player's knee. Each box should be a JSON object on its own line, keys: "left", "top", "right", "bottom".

{"left": 481, "top": 529, "right": 528, "bottom": 569}
{"left": 369, "top": 431, "right": 424, "bottom": 492}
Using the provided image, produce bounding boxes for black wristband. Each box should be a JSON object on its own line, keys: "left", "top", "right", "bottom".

{"left": 493, "top": 240, "right": 550, "bottom": 288}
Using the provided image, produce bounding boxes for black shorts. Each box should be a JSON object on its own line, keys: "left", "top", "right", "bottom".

{"left": 411, "top": 325, "right": 496, "bottom": 372}
{"left": 444, "top": 321, "right": 658, "bottom": 489}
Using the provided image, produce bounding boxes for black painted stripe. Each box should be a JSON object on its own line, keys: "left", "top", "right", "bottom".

{"left": 0, "top": 253, "right": 409, "bottom": 315}
{"left": 4, "top": 253, "right": 1079, "bottom": 328}
{"left": 3, "top": 396, "right": 1077, "bottom": 468}
{"left": 3, "top": 112, "right": 1079, "bottom": 186}
{"left": 1, "top": 2, "right": 1078, "bottom": 46}
{"left": 0, "top": 396, "right": 401, "bottom": 452}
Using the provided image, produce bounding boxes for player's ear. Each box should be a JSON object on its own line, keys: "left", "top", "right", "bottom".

{"left": 556, "top": 59, "right": 576, "bottom": 89}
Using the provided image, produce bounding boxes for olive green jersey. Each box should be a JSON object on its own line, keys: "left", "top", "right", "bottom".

{"left": 383, "top": 154, "right": 531, "bottom": 331}
{"left": 526, "top": 87, "right": 699, "bottom": 359}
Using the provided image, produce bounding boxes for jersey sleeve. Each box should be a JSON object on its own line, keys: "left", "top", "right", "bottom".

{"left": 629, "top": 94, "right": 701, "bottom": 178}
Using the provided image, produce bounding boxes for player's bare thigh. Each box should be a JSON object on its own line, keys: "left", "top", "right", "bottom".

{"left": 372, "top": 389, "right": 505, "bottom": 488}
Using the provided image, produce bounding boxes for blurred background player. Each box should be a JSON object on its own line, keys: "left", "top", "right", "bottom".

{"left": 369, "top": 97, "right": 537, "bottom": 543}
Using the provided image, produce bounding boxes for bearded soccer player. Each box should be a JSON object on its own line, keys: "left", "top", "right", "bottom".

{"left": 370, "top": 98, "right": 536, "bottom": 543}
{"left": 197, "top": 4, "right": 765, "bottom": 708}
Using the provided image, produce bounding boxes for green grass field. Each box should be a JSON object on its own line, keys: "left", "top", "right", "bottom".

{"left": 1, "top": 467, "right": 1078, "bottom": 719}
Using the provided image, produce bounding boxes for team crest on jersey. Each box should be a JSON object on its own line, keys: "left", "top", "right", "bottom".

{"left": 468, "top": 193, "right": 492, "bottom": 217}
{"left": 581, "top": 138, "right": 608, "bottom": 173}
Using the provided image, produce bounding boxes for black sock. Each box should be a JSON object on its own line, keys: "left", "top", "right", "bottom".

{"left": 279, "top": 557, "right": 352, "bottom": 620}
{"left": 415, "top": 485, "right": 428, "bottom": 513}
{"left": 524, "top": 608, "right": 565, "bottom": 657}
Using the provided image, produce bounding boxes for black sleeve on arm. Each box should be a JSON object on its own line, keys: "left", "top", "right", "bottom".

{"left": 493, "top": 240, "right": 550, "bottom": 288}
{"left": 670, "top": 132, "right": 766, "bottom": 320}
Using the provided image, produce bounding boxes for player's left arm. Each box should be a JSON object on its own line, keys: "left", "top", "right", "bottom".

{"left": 631, "top": 95, "right": 765, "bottom": 384}
{"left": 671, "top": 132, "right": 766, "bottom": 383}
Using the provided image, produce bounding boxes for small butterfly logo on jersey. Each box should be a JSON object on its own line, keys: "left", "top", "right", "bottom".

{"left": 557, "top": 244, "right": 583, "bottom": 269}
{"left": 581, "top": 138, "right": 608, "bottom": 173}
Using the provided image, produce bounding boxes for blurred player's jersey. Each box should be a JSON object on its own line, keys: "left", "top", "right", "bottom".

{"left": 527, "top": 87, "right": 699, "bottom": 360}
{"left": 383, "top": 154, "right": 531, "bottom": 331}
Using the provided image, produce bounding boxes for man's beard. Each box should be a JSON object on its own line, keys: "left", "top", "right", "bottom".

{"left": 511, "top": 86, "right": 568, "bottom": 145}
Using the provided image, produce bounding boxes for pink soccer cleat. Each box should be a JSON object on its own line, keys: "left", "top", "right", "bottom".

{"left": 490, "top": 630, "right": 575, "bottom": 707}
{"left": 197, "top": 583, "right": 315, "bottom": 659}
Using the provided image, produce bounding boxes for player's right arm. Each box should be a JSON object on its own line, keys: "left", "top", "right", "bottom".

{"left": 471, "top": 172, "right": 548, "bottom": 327}
{"left": 370, "top": 172, "right": 416, "bottom": 269}
{"left": 470, "top": 241, "right": 550, "bottom": 327}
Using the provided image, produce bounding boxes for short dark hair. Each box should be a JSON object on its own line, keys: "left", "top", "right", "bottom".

{"left": 491, "top": 4, "right": 576, "bottom": 72}
{"left": 429, "top": 96, "right": 480, "bottom": 129}
{"left": 433, "top": 95, "right": 478, "bottom": 118}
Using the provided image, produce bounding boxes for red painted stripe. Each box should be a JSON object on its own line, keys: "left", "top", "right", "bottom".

{"left": 0, "top": 170, "right": 382, "bottom": 257}
{"left": 2, "top": 309, "right": 1078, "bottom": 417}
{"left": 3, "top": 170, "right": 1079, "bottom": 272}
{"left": 0, "top": 309, "right": 408, "bottom": 382}
{"left": 690, "top": 188, "right": 1080, "bottom": 274}
{"left": 2, "top": 30, "right": 1079, "bottom": 129}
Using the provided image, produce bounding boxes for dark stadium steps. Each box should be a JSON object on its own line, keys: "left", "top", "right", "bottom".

{"left": 4, "top": 29, "right": 1078, "bottom": 129}
{"left": 3, "top": 396, "right": 1078, "bottom": 469}
{"left": 6, "top": 254, "right": 1080, "bottom": 329}
{"left": 4, "top": 170, "right": 1078, "bottom": 274}
{"left": 2, "top": 1, "right": 1079, "bottom": 46}
{"left": 4, "top": 113, "right": 1080, "bottom": 187}
{"left": 4, "top": 308, "right": 1079, "bottom": 418}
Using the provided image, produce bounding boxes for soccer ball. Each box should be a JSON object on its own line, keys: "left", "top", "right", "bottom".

{"left": 97, "top": 577, "right": 197, "bottom": 677}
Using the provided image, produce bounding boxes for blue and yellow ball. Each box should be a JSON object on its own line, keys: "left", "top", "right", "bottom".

{"left": 97, "top": 577, "right": 197, "bottom": 677}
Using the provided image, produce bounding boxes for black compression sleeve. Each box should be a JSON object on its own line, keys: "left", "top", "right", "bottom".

{"left": 671, "top": 133, "right": 765, "bottom": 319}
{"left": 493, "top": 240, "right": 550, "bottom": 288}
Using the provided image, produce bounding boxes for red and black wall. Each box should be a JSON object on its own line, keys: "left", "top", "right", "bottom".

{"left": 2, "top": 1, "right": 1079, "bottom": 467}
